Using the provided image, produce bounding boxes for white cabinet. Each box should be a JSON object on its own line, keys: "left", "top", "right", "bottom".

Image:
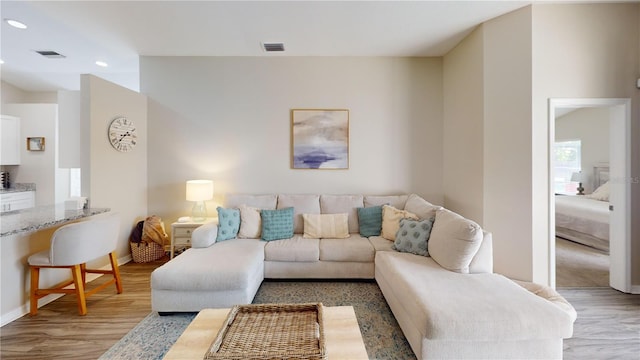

{"left": 0, "top": 191, "right": 35, "bottom": 213}
{"left": 1, "top": 115, "right": 21, "bottom": 165}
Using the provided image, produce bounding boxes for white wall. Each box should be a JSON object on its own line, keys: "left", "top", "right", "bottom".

{"left": 141, "top": 57, "right": 444, "bottom": 223}
{"left": 2, "top": 104, "right": 58, "bottom": 206}
{"left": 556, "top": 107, "right": 610, "bottom": 193}
{"left": 1, "top": 81, "right": 27, "bottom": 105}
{"left": 532, "top": 3, "right": 640, "bottom": 286}
{"left": 443, "top": 27, "right": 484, "bottom": 225}
{"left": 483, "top": 6, "right": 536, "bottom": 282}
{"left": 81, "top": 75, "right": 148, "bottom": 261}
{"left": 57, "top": 90, "right": 82, "bottom": 168}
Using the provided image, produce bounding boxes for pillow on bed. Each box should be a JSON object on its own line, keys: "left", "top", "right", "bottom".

{"left": 585, "top": 181, "right": 610, "bottom": 201}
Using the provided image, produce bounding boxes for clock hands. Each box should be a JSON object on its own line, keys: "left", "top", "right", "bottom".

{"left": 117, "top": 131, "right": 135, "bottom": 143}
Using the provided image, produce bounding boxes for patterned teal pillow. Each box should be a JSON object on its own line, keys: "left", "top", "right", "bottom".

{"left": 392, "top": 217, "right": 435, "bottom": 257}
{"left": 216, "top": 207, "right": 240, "bottom": 241}
{"left": 357, "top": 206, "right": 383, "bottom": 237}
{"left": 261, "top": 207, "right": 294, "bottom": 241}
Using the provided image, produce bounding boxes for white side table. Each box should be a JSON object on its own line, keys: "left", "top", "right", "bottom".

{"left": 170, "top": 217, "right": 217, "bottom": 259}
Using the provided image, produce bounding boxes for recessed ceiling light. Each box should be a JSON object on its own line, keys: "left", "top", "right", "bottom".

{"left": 5, "top": 19, "right": 27, "bottom": 29}
{"left": 95, "top": 61, "right": 108, "bottom": 67}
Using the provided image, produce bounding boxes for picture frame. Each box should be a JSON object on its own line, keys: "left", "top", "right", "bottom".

{"left": 27, "top": 137, "right": 45, "bottom": 151}
{"left": 291, "top": 109, "right": 349, "bottom": 169}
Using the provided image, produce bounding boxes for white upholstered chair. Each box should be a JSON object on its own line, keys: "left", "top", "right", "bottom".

{"left": 28, "top": 212, "right": 123, "bottom": 316}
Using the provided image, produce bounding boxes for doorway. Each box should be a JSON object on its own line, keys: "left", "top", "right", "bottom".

{"left": 548, "top": 98, "right": 632, "bottom": 293}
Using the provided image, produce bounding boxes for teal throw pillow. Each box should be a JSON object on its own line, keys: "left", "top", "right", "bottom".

{"left": 216, "top": 207, "right": 240, "bottom": 241}
{"left": 392, "top": 217, "right": 435, "bottom": 257}
{"left": 261, "top": 207, "right": 294, "bottom": 241}
{"left": 357, "top": 206, "right": 383, "bottom": 237}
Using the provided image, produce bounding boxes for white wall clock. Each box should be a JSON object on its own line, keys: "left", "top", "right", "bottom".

{"left": 108, "top": 116, "right": 137, "bottom": 152}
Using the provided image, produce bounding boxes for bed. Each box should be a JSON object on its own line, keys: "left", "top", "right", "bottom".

{"left": 555, "top": 163, "right": 610, "bottom": 252}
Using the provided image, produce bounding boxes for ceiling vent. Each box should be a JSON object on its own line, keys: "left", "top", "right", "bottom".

{"left": 262, "top": 43, "right": 285, "bottom": 52}
{"left": 35, "top": 50, "right": 66, "bottom": 59}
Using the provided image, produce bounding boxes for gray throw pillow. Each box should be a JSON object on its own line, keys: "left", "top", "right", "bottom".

{"left": 392, "top": 217, "right": 435, "bottom": 257}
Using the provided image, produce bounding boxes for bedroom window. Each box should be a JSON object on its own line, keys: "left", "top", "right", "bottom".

{"left": 554, "top": 140, "right": 582, "bottom": 195}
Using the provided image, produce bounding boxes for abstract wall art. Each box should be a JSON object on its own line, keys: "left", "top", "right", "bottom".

{"left": 291, "top": 109, "right": 349, "bottom": 169}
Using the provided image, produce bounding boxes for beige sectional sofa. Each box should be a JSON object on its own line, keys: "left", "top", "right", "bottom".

{"left": 151, "top": 193, "right": 576, "bottom": 359}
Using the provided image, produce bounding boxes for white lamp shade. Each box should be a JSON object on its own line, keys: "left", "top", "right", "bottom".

{"left": 570, "top": 172, "right": 582, "bottom": 182}
{"left": 186, "top": 180, "right": 214, "bottom": 201}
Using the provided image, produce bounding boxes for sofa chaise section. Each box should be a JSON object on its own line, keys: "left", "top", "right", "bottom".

{"left": 375, "top": 240, "right": 575, "bottom": 359}
{"left": 151, "top": 238, "right": 265, "bottom": 312}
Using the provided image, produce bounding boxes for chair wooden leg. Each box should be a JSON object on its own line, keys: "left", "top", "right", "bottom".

{"left": 29, "top": 266, "right": 40, "bottom": 316}
{"left": 71, "top": 264, "right": 87, "bottom": 315}
{"left": 80, "top": 263, "right": 87, "bottom": 286}
{"left": 109, "top": 251, "right": 123, "bottom": 294}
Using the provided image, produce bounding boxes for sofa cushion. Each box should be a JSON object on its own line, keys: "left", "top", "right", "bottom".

{"left": 392, "top": 217, "right": 435, "bottom": 257}
{"left": 264, "top": 235, "right": 319, "bottom": 262}
{"left": 364, "top": 195, "right": 408, "bottom": 209}
{"left": 238, "top": 204, "right": 261, "bottom": 239}
{"left": 375, "top": 251, "right": 575, "bottom": 341}
{"left": 381, "top": 205, "right": 418, "bottom": 241}
{"left": 216, "top": 207, "right": 240, "bottom": 241}
{"left": 151, "top": 239, "right": 265, "bottom": 291}
{"left": 357, "top": 206, "right": 383, "bottom": 237}
{"left": 277, "top": 194, "right": 321, "bottom": 233}
{"left": 319, "top": 235, "right": 375, "bottom": 262}
{"left": 320, "top": 195, "right": 364, "bottom": 234}
{"left": 368, "top": 236, "right": 395, "bottom": 252}
{"left": 404, "top": 194, "right": 441, "bottom": 220}
{"left": 428, "top": 208, "right": 482, "bottom": 273}
{"left": 302, "top": 213, "right": 349, "bottom": 239}
{"left": 224, "top": 194, "right": 278, "bottom": 209}
{"left": 261, "top": 207, "right": 294, "bottom": 241}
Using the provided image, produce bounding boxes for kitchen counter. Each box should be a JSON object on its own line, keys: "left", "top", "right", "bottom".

{"left": 0, "top": 204, "right": 110, "bottom": 237}
{"left": 0, "top": 183, "right": 36, "bottom": 194}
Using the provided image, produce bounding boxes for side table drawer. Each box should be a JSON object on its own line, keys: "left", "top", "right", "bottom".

{"left": 173, "top": 236, "right": 191, "bottom": 246}
{"left": 174, "top": 228, "right": 194, "bottom": 237}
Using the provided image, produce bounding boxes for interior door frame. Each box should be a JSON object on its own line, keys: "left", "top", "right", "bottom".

{"left": 548, "top": 98, "right": 632, "bottom": 293}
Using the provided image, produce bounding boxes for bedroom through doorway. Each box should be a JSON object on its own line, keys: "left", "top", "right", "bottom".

{"left": 553, "top": 107, "right": 610, "bottom": 287}
{"left": 548, "top": 98, "right": 631, "bottom": 293}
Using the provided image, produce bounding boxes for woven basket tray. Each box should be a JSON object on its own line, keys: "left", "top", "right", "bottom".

{"left": 204, "top": 303, "right": 326, "bottom": 360}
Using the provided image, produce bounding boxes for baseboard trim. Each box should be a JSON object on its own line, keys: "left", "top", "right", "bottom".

{"left": 0, "top": 255, "right": 133, "bottom": 327}
{"left": 631, "top": 285, "right": 640, "bottom": 294}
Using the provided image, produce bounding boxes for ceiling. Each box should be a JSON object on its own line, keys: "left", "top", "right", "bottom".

{"left": 0, "top": 1, "right": 532, "bottom": 93}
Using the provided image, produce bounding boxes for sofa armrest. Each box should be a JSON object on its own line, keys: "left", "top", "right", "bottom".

{"left": 191, "top": 221, "right": 218, "bottom": 248}
{"left": 468, "top": 230, "right": 493, "bottom": 274}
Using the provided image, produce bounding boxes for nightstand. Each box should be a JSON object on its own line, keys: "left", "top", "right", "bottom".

{"left": 170, "top": 217, "right": 217, "bottom": 259}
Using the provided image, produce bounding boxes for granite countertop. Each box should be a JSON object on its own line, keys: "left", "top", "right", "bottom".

{"left": 0, "top": 183, "right": 36, "bottom": 194}
{"left": 0, "top": 205, "right": 110, "bottom": 237}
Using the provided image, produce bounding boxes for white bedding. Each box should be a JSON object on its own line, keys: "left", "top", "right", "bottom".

{"left": 555, "top": 195, "right": 609, "bottom": 251}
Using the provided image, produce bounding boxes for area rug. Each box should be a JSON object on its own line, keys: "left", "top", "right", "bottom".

{"left": 99, "top": 280, "right": 415, "bottom": 360}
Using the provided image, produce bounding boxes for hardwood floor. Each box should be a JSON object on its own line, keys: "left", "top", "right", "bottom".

{"left": 1, "top": 252, "right": 638, "bottom": 360}
{"left": 0, "top": 256, "right": 169, "bottom": 360}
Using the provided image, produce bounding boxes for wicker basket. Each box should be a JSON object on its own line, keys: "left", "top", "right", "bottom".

{"left": 205, "top": 303, "right": 326, "bottom": 360}
{"left": 130, "top": 241, "right": 165, "bottom": 263}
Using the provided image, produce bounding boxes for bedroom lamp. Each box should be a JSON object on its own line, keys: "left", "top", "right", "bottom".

{"left": 570, "top": 172, "right": 585, "bottom": 195}
{"left": 186, "top": 180, "right": 214, "bottom": 221}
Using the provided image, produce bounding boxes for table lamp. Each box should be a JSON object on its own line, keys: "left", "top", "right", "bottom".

{"left": 570, "top": 172, "right": 584, "bottom": 195}
{"left": 186, "top": 180, "right": 213, "bottom": 221}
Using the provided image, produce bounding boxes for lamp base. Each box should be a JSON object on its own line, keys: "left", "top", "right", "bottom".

{"left": 576, "top": 183, "right": 585, "bottom": 196}
{"left": 191, "top": 201, "right": 207, "bottom": 222}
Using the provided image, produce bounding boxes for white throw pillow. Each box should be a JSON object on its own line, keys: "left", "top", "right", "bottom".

{"left": 381, "top": 205, "right": 418, "bottom": 241}
{"left": 428, "top": 208, "right": 483, "bottom": 273}
{"left": 238, "top": 204, "right": 261, "bottom": 238}
{"left": 585, "top": 181, "right": 610, "bottom": 201}
{"left": 302, "top": 213, "right": 350, "bottom": 239}
{"left": 404, "top": 193, "right": 442, "bottom": 220}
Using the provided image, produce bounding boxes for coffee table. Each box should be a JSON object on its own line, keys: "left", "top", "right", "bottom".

{"left": 163, "top": 306, "right": 368, "bottom": 359}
